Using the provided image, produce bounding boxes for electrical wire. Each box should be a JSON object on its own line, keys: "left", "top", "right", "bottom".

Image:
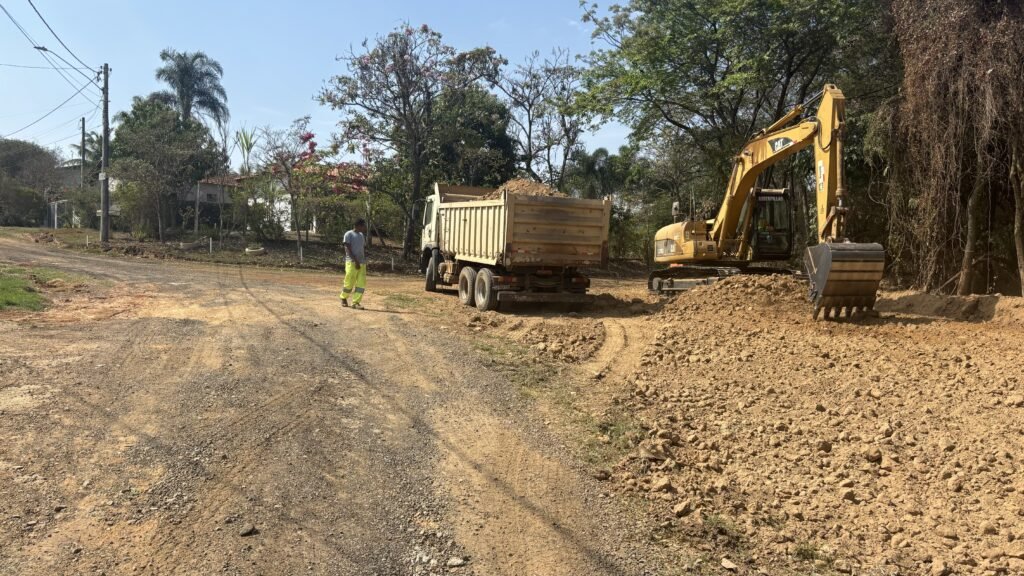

{"left": 24, "top": 102, "right": 98, "bottom": 140}
{"left": 0, "top": 98, "right": 92, "bottom": 119}
{"left": 0, "top": 61, "right": 90, "bottom": 70}
{"left": 26, "top": 0, "right": 94, "bottom": 70}
{"left": 2, "top": 81, "right": 92, "bottom": 138}
{"left": 0, "top": 2, "right": 100, "bottom": 100}
{"left": 38, "top": 46, "right": 99, "bottom": 89}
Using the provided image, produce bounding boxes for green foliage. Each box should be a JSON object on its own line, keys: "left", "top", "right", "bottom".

{"left": 0, "top": 139, "right": 58, "bottom": 226}
{"left": 111, "top": 97, "right": 225, "bottom": 239}
{"left": 151, "top": 48, "right": 230, "bottom": 130}
{"left": 234, "top": 173, "right": 285, "bottom": 242}
{"left": 431, "top": 86, "right": 516, "bottom": 186}
{"left": 0, "top": 265, "right": 45, "bottom": 311}
{"left": 575, "top": 0, "right": 897, "bottom": 264}
{"left": 320, "top": 22, "right": 505, "bottom": 257}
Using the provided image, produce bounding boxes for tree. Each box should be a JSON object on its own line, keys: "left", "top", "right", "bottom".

{"left": 579, "top": 0, "right": 887, "bottom": 193}
{"left": 151, "top": 48, "right": 230, "bottom": 130}
{"left": 258, "top": 117, "right": 320, "bottom": 255}
{"left": 431, "top": 85, "right": 516, "bottom": 186}
{"left": 496, "top": 49, "right": 591, "bottom": 188}
{"left": 110, "top": 157, "right": 161, "bottom": 236}
{"left": 563, "top": 145, "right": 665, "bottom": 260}
{"left": 0, "top": 139, "right": 58, "bottom": 226}
{"left": 877, "top": 0, "right": 1024, "bottom": 294}
{"left": 320, "top": 23, "right": 504, "bottom": 258}
{"left": 112, "top": 97, "right": 225, "bottom": 240}
{"left": 70, "top": 130, "right": 103, "bottom": 182}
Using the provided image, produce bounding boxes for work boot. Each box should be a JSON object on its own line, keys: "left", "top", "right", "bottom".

{"left": 340, "top": 298, "right": 349, "bottom": 307}
{"left": 351, "top": 303, "right": 364, "bottom": 310}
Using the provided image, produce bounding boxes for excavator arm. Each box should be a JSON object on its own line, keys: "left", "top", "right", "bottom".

{"left": 651, "top": 84, "right": 885, "bottom": 319}
{"left": 711, "top": 85, "right": 848, "bottom": 253}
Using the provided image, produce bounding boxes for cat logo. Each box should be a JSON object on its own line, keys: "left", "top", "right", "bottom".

{"left": 768, "top": 137, "right": 793, "bottom": 153}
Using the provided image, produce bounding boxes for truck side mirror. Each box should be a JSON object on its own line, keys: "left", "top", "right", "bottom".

{"left": 671, "top": 201, "right": 680, "bottom": 220}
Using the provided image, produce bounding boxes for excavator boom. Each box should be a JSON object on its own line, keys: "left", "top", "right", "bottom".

{"left": 650, "top": 84, "right": 884, "bottom": 318}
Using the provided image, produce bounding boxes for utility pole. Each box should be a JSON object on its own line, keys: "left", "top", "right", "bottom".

{"left": 80, "top": 117, "right": 85, "bottom": 192}
{"left": 100, "top": 63, "right": 110, "bottom": 243}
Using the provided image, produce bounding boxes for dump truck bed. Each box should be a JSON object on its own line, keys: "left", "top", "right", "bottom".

{"left": 438, "top": 193, "right": 610, "bottom": 269}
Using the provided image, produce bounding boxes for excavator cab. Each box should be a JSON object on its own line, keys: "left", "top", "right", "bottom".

{"left": 749, "top": 189, "right": 792, "bottom": 260}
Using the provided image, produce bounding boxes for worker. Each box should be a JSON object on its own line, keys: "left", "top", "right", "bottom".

{"left": 340, "top": 218, "right": 368, "bottom": 309}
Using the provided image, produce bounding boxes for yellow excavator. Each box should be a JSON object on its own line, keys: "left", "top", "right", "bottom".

{"left": 649, "top": 84, "right": 884, "bottom": 319}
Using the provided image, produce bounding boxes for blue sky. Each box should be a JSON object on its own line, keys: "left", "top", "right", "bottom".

{"left": 0, "top": 0, "right": 629, "bottom": 168}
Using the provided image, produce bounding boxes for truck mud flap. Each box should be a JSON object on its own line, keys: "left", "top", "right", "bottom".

{"left": 496, "top": 291, "right": 592, "bottom": 304}
{"left": 804, "top": 242, "right": 884, "bottom": 320}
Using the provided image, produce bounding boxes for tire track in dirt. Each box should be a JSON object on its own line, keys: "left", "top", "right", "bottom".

{"left": 367, "top": 315, "right": 661, "bottom": 576}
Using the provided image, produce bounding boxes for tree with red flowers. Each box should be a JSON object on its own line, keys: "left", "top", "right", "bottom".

{"left": 320, "top": 23, "right": 504, "bottom": 258}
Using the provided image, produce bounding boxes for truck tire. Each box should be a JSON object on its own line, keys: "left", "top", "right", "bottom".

{"left": 425, "top": 250, "right": 440, "bottom": 292}
{"left": 474, "top": 268, "right": 497, "bottom": 311}
{"left": 458, "top": 267, "right": 477, "bottom": 307}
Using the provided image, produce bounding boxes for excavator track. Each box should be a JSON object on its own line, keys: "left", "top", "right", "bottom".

{"left": 648, "top": 266, "right": 741, "bottom": 293}
{"left": 648, "top": 265, "right": 802, "bottom": 293}
{"left": 804, "top": 242, "right": 885, "bottom": 320}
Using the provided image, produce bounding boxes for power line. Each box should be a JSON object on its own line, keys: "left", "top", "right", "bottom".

{"left": 0, "top": 98, "right": 92, "bottom": 119}
{"left": 24, "top": 103, "right": 98, "bottom": 140}
{"left": 42, "top": 124, "right": 97, "bottom": 148}
{"left": 26, "top": 0, "right": 93, "bottom": 70}
{"left": 0, "top": 61, "right": 90, "bottom": 70}
{"left": 0, "top": 2, "right": 99, "bottom": 99}
{"left": 36, "top": 47, "right": 100, "bottom": 89}
{"left": 2, "top": 81, "right": 92, "bottom": 138}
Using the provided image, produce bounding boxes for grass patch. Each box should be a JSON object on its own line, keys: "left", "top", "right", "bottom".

{"left": 0, "top": 266, "right": 45, "bottom": 311}
{"left": 382, "top": 292, "right": 422, "bottom": 310}
{"left": 793, "top": 541, "right": 831, "bottom": 565}
{"left": 581, "top": 409, "right": 644, "bottom": 465}
{"left": 0, "top": 263, "right": 92, "bottom": 311}
{"left": 703, "top": 513, "right": 744, "bottom": 546}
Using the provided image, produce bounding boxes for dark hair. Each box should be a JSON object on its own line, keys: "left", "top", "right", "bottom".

{"left": 355, "top": 218, "right": 366, "bottom": 226}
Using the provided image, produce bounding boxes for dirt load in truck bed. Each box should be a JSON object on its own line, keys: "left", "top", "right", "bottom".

{"left": 482, "top": 178, "right": 568, "bottom": 200}
{"left": 608, "top": 274, "right": 1024, "bottom": 575}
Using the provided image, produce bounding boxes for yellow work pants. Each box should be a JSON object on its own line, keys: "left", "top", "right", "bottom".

{"left": 340, "top": 261, "right": 366, "bottom": 304}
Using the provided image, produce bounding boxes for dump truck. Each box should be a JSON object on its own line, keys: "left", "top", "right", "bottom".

{"left": 420, "top": 183, "right": 611, "bottom": 311}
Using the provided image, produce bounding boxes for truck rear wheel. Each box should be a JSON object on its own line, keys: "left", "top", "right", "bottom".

{"left": 425, "top": 250, "right": 440, "bottom": 292}
{"left": 474, "top": 268, "right": 497, "bottom": 311}
{"left": 458, "top": 267, "right": 477, "bottom": 306}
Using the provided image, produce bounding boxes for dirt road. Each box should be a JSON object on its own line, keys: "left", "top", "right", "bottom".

{"left": 0, "top": 237, "right": 667, "bottom": 576}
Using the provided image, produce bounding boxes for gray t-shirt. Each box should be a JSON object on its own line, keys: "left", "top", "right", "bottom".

{"left": 343, "top": 229, "right": 366, "bottom": 264}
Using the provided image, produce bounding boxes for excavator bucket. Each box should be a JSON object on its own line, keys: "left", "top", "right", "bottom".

{"left": 804, "top": 242, "right": 884, "bottom": 320}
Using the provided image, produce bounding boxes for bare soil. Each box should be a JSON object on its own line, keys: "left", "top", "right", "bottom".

{"left": 0, "top": 235, "right": 667, "bottom": 576}
{"left": 4, "top": 232, "right": 1023, "bottom": 576}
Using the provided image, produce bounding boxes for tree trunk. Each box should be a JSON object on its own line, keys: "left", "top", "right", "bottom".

{"left": 292, "top": 193, "right": 302, "bottom": 257}
{"left": 218, "top": 193, "right": 223, "bottom": 249}
{"left": 193, "top": 183, "right": 200, "bottom": 237}
{"left": 1011, "top": 145, "right": 1024, "bottom": 293}
{"left": 403, "top": 157, "right": 423, "bottom": 259}
{"left": 365, "top": 195, "right": 374, "bottom": 248}
{"left": 156, "top": 196, "right": 164, "bottom": 242}
{"left": 956, "top": 172, "right": 985, "bottom": 295}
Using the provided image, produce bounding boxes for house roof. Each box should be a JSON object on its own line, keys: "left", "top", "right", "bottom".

{"left": 199, "top": 174, "right": 242, "bottom": 187}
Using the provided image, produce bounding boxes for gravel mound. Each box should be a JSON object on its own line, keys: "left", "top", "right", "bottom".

{"left": 605, "top": 274, "right": 1024, "bottom": 575}
{"left": 482, "top": 178, "right": 567, "bottom": 200}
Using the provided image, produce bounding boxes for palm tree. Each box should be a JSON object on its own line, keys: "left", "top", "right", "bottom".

{"left": 69, "top": 131, "right": 103, "bottom": 181}
{"left": 151, "top": 48, "right": 229, "bottom": 129}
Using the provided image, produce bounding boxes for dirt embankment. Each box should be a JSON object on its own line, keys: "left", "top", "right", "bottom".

{"left": 597, "top": 275, "right": 1024, "bottom": 575}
